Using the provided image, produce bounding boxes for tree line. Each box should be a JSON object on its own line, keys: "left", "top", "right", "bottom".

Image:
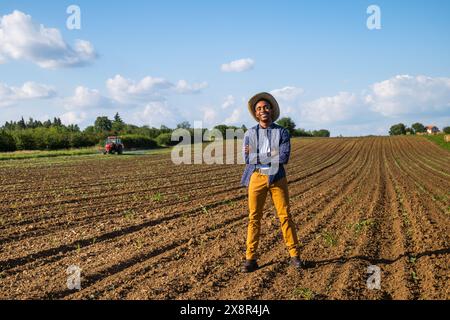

{"left": 389, "top": 122, "right": 450, "bottom": 136}
{"left": 0, "top": 114, "right": 330, "bottom": 152}
{"left": 276, "top": 117, "right": 331, "bottom": 137}
{"left": 0, "top": 113, "right": 176, "bottom": 152}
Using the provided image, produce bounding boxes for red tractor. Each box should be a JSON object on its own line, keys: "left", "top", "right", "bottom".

{"left": 103, "top": 136, "right": 124, "bottom": 155}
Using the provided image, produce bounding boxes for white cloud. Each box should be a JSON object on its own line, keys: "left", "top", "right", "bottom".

{"left": 270, "top": 86, "right": 304, "bottom": 101}
{"left": 60, "top": 111, "right": 87, "bottom": 125}
{"left": 222, "top": 95, "right": 235, "bottom": 109}
{"left": 201, "top": 106, "right": 219, "bottom": 128}
{"left": 175, "top": 80, "right": 208, "bottom": 94}
{"left": 301, "top": 92, "right": 362, "bottom": 124}
{"left": 199, "top": 106, "right": 250, "bottom": 128}
{"left": 365, "top": 75, "right": 450, "bottom": 116}
{"left": 224, "top": 108, "right": 243, "bottom": 126}
{"left": 0, "top": 10, "right": 97, "bottom": 68}
{"left": 106, "top": 75, "right": 170, "bottom": 103}
{"left": 132, "top": 101, "right": 181, "bottom": 128}
{"left": 221, "top": 58, "right": 254, "bottom": 73}
{"left": 0, "top": 81, "right": 56, "bottom": 107}
{"left": 14, "top": 82, "right": 56, "bottom": 99}
{"left": 283, "top": 75, "right": 450, "bottom": 129}
{"left": 106, "top": 75, "right": 207, "bottom": 103}
{"left": 64, "top": 86, "right": 112, "bottom": 110}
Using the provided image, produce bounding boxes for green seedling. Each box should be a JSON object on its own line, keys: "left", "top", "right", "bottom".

{"left": 123, "top": 210, "right": 135, "bottom": 220}
{"left": 135, "top": 239, "right": 143, "bottom": 250}
{"left": 411, "top": 271, "right": 419, "bottom": 284}
{"left": 152, "top": 192, "right": 163, "bottom": 202}
{"left": 292, "top": 287, "right": 315, "bottom": 300}
{"left": 352, "top": 219, "right": 375, "bottom": 234}
{"left": 201, "top": 205, "right": 208, "bottom": 214}
{"left": 321, "top": 231, "right": 338, "bottom": 247}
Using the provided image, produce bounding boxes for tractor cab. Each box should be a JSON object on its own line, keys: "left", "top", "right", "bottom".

{"left": 104, "top": 136, "right": 124, "bottom": 154}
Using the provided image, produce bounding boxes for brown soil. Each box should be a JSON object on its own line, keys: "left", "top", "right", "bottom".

{"left": 0, "top": 136, "right": 448, "bottom": 300}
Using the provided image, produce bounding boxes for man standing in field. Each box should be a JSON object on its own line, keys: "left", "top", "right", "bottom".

{"left": 240, "top": 92, "right": 302, "bottom": 273}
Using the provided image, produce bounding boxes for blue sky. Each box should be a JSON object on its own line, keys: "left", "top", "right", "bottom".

{"left": 1, "top": 0, "right": 449, "bottom": 136}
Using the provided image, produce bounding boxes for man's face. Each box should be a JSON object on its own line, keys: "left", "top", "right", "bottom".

{"left": 255, "top": 100, "right": 273, "bottom": 122}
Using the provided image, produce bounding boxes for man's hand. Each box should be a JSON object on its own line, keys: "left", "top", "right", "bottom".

{"left": 244, "top": 144, "right": 251, "bottom": 155}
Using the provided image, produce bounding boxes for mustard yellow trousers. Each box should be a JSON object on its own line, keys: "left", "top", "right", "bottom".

{"left": 246, "top": 172, "right": 300, "bottom": 260}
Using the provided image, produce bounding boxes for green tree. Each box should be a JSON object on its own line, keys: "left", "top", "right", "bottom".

{"left": 83, "top": 126, "right": 95, "bottom": 135}
{"left": 389, "top": 123, "right": 406, "bottom": 136}
{"left": 213, "top": 125, "right": 228, "bottom": 138}
{"left": 52, "top": 117, "right": 62, "bottom": 127}
{"left": 43, "top": 127, "right": 70, "bottom": 150}
{"left": 69, "top": 132, "right": 94, "bottom": 148}
{"left": 27, "top": 118, "right": 38, "bottom": 129}
{"left": 112, "top": 112, "right": 125, "bottom": 133}
{"left": 2, "top": 121, "right": 12, "bottom": 130}
{"left": 0, "top": 130, "right": 16, "bottom": 151}
{"left": 13, "top": 130, "right": 36, "bottom": 150}
{"left": 293, "top": 128, "right": 313, "bottom": 137}
{"left": 113, "top": 112, "right": 123, "bottom": 123}
{"left": 67, "top": 124, "right": 80, "bottom": 132}
{"left": 276, "top": 117, "right": 296, "bottom": 136}
{"left": 312, "top": 129, "right": 331, "bottom": 137}
{"left": 18, "top": 117, "right": 26, "bottom": 129}
{"left": 176, "top": 121, "right": 191, "bottom": 130}
{"left": 43, "top": 120, "right": 52, "bottom": 128}
{"left": 443, "top": 126, "right": 450, "bottom": 134}
{"left": 156, "top": 133, "right": 178, "bottom": 146}
{"left": 94, "top": 116, "right": 112, "bottom": 133}
{"left": 121, "top": 134, "right": 157, "bottom": 149}
{"left": 411, "top": 123, "right": 426, "bottom": 134}
{"left": 159, "top": 125, "right": 172, "bottom": 134}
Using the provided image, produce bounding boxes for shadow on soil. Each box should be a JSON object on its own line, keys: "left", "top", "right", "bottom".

{"left": 302, "top": 247, "right": 450, "bottom": 269}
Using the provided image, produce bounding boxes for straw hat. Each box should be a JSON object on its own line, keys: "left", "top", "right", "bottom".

{"left": 248, "top": 92, "right": 280, "bottom": 122}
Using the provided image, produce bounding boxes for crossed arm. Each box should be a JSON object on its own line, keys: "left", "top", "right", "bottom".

{"left": 243, "top": 128, "right": 291, "bottom": 165}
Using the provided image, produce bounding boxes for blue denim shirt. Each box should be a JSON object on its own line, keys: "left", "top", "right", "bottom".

{"left": 240, "top": 123, "right": 291, "bottom": 187}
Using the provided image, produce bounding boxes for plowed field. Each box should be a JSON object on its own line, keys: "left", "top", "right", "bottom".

{"left": 0, "top": 136, "right": 449, "bottom": 300}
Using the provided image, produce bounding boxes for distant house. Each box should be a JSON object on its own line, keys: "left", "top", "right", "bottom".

{"left": 426, "top": 125, "right": 440, "bottom": 135}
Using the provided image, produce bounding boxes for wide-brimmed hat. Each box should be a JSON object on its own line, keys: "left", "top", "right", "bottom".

{"left": 248, "top": 92, "right": 280, "bottom": 122}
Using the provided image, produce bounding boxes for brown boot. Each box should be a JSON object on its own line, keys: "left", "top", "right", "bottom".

{"left": 241, "top": 260, "right": 258, "bottom": 273}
